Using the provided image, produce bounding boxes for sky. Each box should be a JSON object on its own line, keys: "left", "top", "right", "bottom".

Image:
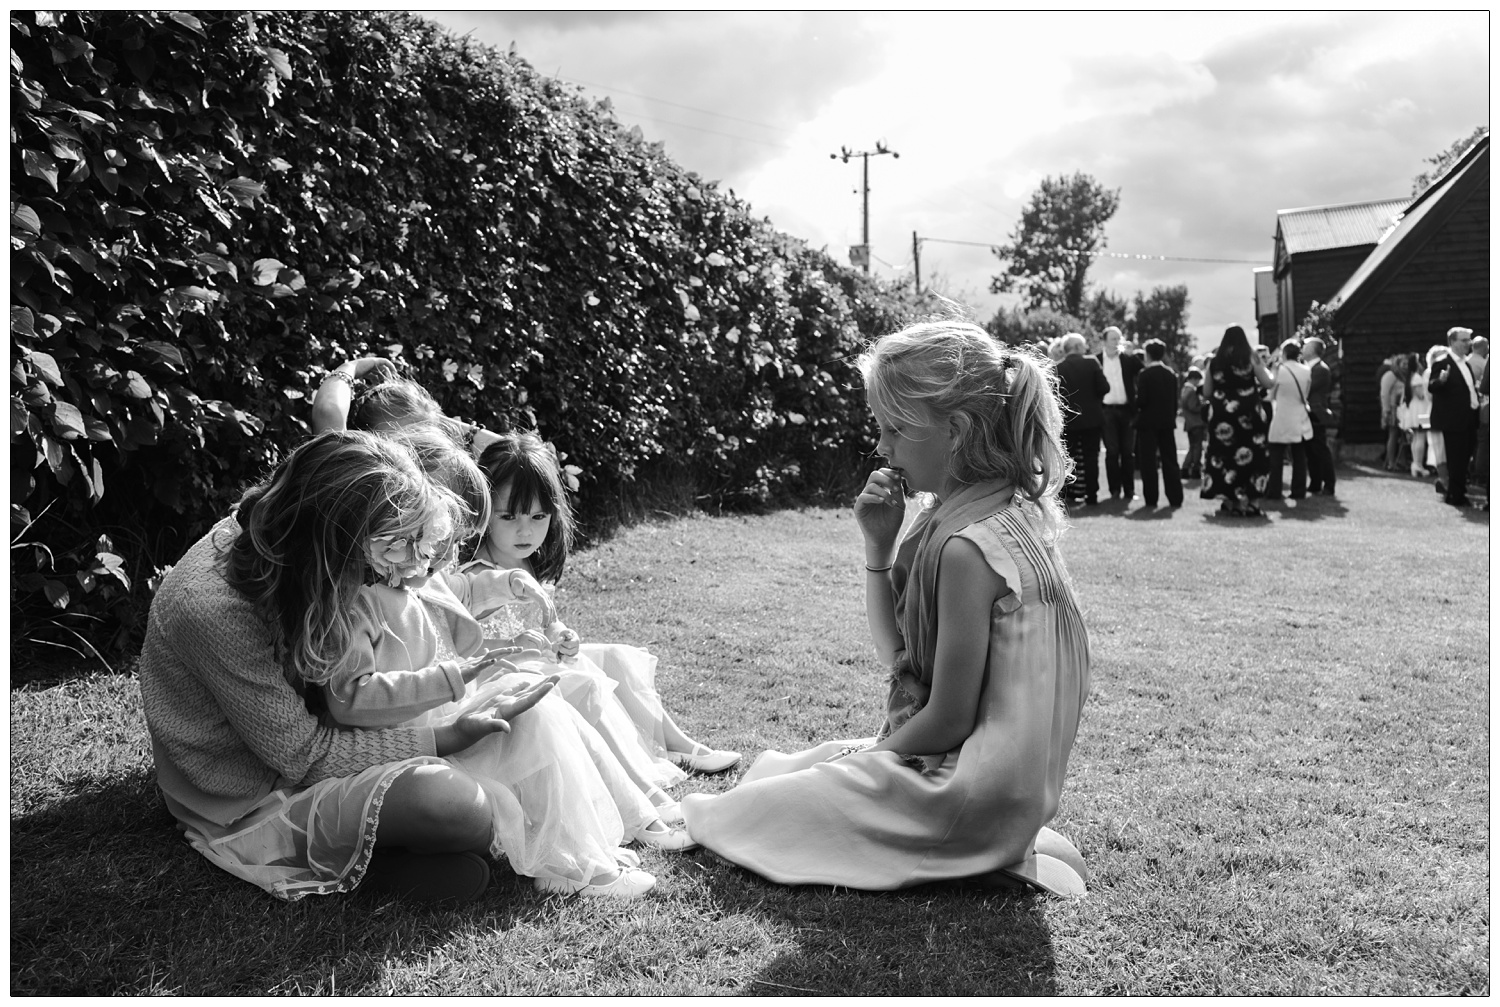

{"left": 422, "top": 11, "right": 1489, "bottom": 353}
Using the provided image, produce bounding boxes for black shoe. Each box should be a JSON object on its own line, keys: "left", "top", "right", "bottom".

{"left": 361, "top": 849, "right": 491, "bottom": 903}
{"left": 1445, "top": 496, "right": 1472, "bottom": 508}
{"left": 1319, "top": 487, "right": 1335, "bottom": 497}
{"left": 1085, "top": 496, "right": 1098, "bottom": 507}
{"left": 1435, "top": 480, "right": 1447, "bottom": 495}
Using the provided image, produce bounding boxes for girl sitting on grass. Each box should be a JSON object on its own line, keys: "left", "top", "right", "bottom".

{"left": 466, "top": 432, "right": 742, "bottom": 819}
{"left": 682, "top": 319, "right": 1092, "bottom": 895}
{"left": 308, "top": 428, "right": 693, "bottom": 899}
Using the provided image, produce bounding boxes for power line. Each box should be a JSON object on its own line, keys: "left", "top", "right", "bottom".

{"left": 558, "top": 75, "right": 792, "bottom": 134}
{"left": 918, "top": 235, "right": 1269, "bottom": 265}
{"left": 612, "top": 109, "right": 793, "bottom": 149}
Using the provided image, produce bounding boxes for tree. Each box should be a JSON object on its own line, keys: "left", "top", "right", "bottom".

{"left": 990, "top": 172, "right": 1121, "bottom": 317}
{"left": 1411, "top": 126, "right": 1488, "bottom": 196}
{"left": 1130, "top": 285, "right": 1193, "bottom": 375}
{"left": 1085, "top": 289, "right": 1129, "bottom": 339}
{"left": 985, "top": 305, "right": 1087, "bottom": 350}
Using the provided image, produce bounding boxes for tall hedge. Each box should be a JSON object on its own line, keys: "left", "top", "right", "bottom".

{"left": 10, "top": 10, "right": 929, "bottom": 657}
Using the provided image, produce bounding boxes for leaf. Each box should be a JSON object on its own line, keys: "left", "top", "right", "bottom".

{"left": 193, "top": 252, "right": 238, "bottom": 279}
{"left": 43, "top": 579, "right": 70, "bottom": 609}
{"left": 140, "top": 340, "right": 186, "bottom": 371}
{"left": 174, "top": 285, "right": 219, "bottom": 303}
{"left": 167, "top": 11, "right": 205, "bottom": 34}
{"left": 22, "top": 149, "right": 59, "bottom": 191}
{"left": 267, "top": 157, "right": 292, "bottom": 171}
{"left": 263, "top": 46, "right": 293, "bottom": 79}
{"left": 29, "top": 351, "right": 63, "bottom": 387}
{"left": 225, "top": 177, "right": 264, "bottom": 207}
{"left": 12, "top": 306, "right": 37, "bottom": 339}
{"left": 251, "top": 258, "right": 286, "bottom": 285}
{"left": 121, "top": 371, "right": 152, "bottom": 399}
{"left": 12, "top": 204, "right": 41, "bottom": 235}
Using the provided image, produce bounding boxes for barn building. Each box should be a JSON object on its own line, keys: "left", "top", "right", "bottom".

{"left": 1327, "top": 133, "right": 1490, "bottom": 445}
{"left": 1271, "top": 196, "right": 1409, "bottom": 348}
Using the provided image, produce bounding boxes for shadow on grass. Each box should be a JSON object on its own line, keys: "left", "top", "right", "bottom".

{"left": 9, "top": 770, "right": 571, "bottom": 995}
{"left": 691, "top": 860, "right": 1058, "bottom": 996}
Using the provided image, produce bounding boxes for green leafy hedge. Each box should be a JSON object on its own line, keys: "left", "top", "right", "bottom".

{"left": 10, "top": 10, "right": 927, "bottom": 657}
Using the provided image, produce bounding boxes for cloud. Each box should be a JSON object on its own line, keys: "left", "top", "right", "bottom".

{"left": 424, "top": 11, "right": 888, "bottom": 183}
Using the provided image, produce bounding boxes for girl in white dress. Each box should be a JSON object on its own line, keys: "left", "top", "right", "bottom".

{"left": 466, "top": 432, "right": 742, "bottom": 820}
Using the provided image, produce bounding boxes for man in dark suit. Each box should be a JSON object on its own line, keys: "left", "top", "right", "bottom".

{"left": 1428, "top": 326, "right": 1480, "bottom": 507}
{"left": 1302, "top": 336, "right": 1337, "bottom": 496}
{"left": 1055, "top": 332, "right": 1109, "bottom": 506}
{"left": 1096, "top": 325, "right": 1143, "bottom": 501}
{"left": 1133, "top": 339, "right": 1184, "bottom": 508}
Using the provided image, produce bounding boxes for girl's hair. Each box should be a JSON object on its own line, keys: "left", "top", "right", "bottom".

{"left": 1426, "top": 344, "right": 1447, "bottom": 368}
{"left": 1214, "top": 326, "right": 1253, "bottom": 368}
{"left": 476, "top": 430, "right": 576, "bottom": 582}
{"left": 1280, "top": 339, "right": 1302, "bottom": 361}
{"left": 350, "top": 371, "right": 468, "bottom": 445}
{"left": 223, "top": 430, "right": 463, "bottom": 689}
{"left": 391, "top": 423, "right": 492, "bottom": 547}
{"left": 859, "top": 319, "right": 1071, "bottom": 539}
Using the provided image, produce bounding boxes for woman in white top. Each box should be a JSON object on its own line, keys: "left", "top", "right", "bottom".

{"left": 1265, "top": 340, "right": 1313, "bottom": 499}
{"left": 1404, "top": 349, "right": 1441, "bottom": 477}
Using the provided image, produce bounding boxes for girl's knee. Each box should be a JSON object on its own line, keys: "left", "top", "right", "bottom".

{"left": 382, "top": 764, "right": 492, "bottom": 851}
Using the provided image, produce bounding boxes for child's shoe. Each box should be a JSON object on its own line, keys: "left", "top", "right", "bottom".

{"left": 534, "top": 867, "right": 657, "bottom": 900}
{"left": 633, "top": 819, "right": 698, "bottom": 851}
{"left": 654, "top": 801, "right": 685, "bottom": 826}
{"left": 668, "top": 742, "right": 741, "bottom": 774}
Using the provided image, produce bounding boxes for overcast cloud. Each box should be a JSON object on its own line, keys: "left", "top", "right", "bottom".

{"left": 424, "top": 11, "right": 1488, "bottom": 351}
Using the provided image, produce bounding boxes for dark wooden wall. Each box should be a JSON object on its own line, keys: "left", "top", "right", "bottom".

{"left": 1276, "top": 247, "right": 1373, "bottom": 344}
{"left": 1335, "top": 186, "right": 1490, "bottom": 443}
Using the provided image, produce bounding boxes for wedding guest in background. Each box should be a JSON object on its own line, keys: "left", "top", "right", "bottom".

{"left": 1403, "top": 351, "right": 1434, "bottom": 478}
{"left": 1264, "top": 340, "right": 1312, "bottom": 500}
{"left": 1380, "top": 354, "right": 1410, "bottom": 471}
{"left": 1429, "top": 326, "right": 1480, "bottom": 508}
{"left": 1055, "top": 332, "right": 1108, "bottom": 507}
{"left": 1467, "top": 336, "right": 1488, "bottom": 487}
{"left": 1133, "top": 339, "right": 1184, "bottom": 509}
{"left": 1201, "top": 326, "right": 1273, "bottom": 517}
{"left": 1180, "top": 366, "right": 1206, "bottom": 481}
{"left": 1302, "top": 337, "right": 1337, "bottom": 497}
{"left": 1096, "top": 326, "right": 1142, "bottom": 502}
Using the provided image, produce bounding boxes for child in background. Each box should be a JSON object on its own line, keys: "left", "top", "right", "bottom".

{"left": 1180, "top": 367, "right": 1206, "bottom": 481}
{"left": 468, "top": 432, "right": 742, "bottom": 816}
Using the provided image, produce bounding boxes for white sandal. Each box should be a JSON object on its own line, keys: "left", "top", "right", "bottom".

{"left": 534, "top": 865, "right": 656, "bottom": 900}
{"left": 668, "top": 742, "right": 741, "bottom": 774}
{"left": 633, "top": 819, "right": 698, "bottom": 851}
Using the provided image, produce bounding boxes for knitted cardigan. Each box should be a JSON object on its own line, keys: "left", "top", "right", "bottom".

{"left": 138, "top": 518, "right": 436, "bottom": 827}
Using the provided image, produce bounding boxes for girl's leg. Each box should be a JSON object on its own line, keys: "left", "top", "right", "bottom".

{"left": 365, "top": 763, "right": 495, "bottom": 902}
{"left": 1411, "top": 430, "right": 1427, "bottom": 475}
{"left": 376, "top": 762, "right": 492, "bottom": 853}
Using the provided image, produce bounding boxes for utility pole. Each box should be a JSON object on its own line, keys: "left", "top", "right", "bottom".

{"left": 912, "top": 231, "right": 921, "bottom": 294}
{"left": 831, "top": 141, "right": 898, "bottom": 273}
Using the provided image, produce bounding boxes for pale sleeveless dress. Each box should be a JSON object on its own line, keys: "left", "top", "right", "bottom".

{"left": 681, "top": 504, "right": 1091, "bottom": 890}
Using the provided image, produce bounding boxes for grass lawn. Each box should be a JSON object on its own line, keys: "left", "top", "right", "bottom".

{"left": 10, "top": 460, "right": 1489, "bottom": 995}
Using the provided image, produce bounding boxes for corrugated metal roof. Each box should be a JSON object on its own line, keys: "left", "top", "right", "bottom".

{"left": 1276, "top": 197, "right": 1410, "bottom": 255}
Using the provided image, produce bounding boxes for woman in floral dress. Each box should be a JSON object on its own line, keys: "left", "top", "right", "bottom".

{"left": 1201, "top": 326, "right": 1275, "bottom": 516}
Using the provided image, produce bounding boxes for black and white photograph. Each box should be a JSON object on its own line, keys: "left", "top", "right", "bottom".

{"left": 10, "top": 10, "right": 1488, "bottom": 995}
